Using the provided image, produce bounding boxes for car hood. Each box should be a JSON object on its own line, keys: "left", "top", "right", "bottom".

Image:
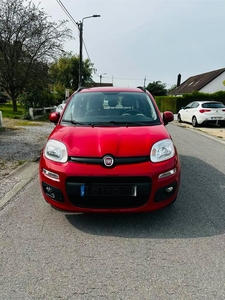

{"left": 49, "top": 125, "right": 171, "bottom": 157}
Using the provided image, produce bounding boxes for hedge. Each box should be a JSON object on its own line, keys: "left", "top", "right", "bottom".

{"left": 155, "top": 91, "right": 225, "bottom": 113}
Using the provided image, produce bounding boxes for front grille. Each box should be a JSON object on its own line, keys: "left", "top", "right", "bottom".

{"left": 68, "top": 156, "right": 149, "bottom": 167}
{"left": 66, "top": 176, "right": 151, "bottom": 209}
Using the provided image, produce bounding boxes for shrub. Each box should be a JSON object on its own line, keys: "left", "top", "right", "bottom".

{"left": 0, "top": 92, "right": 8, "bottom": 104}
{"left": 155, "top": 91, "right": 225, "bottom": 113}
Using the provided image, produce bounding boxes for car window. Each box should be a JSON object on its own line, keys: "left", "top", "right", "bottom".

{"left": 62, "top": 92, "right": 160, "bottom": 126}
{"left": 191, "top": 102, "right": 199, "bottom": 108}
{"left": 185, "top": 102, "right": 194, "bottom": 109}
{"left": 202, "top": 102, "right": 225, "bottom": 108}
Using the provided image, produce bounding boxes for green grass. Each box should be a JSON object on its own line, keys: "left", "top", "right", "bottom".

{"left": 0, "top": 103, "right": 50, "bottom": 122}
{"left": 0, "top": 103, "right": 24, "bottom": 118}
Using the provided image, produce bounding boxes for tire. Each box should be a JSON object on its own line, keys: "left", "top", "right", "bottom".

{"left": 177, "top": 113, "right": 182, "bottom": 123}
{"left": 192, "top": 116, "right": 198, "bottom": 127}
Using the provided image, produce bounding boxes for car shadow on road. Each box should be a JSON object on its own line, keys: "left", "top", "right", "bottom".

{"left": 65, "top": 154, "right": 225, "bottom": 239}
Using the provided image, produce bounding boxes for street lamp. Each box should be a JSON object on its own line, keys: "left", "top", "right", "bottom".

{"left": 100, "top": 73, "right": 107, "bottom": 86}
{"left": 77, "top": 14, "right": 101, "bottom": 87}
{"left": 144, "top": 76, "right": 146, "bottom": 88}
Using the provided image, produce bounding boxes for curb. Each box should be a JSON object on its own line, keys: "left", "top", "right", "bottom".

{"left": 0, "top": 161, "right": 39, "bottom": 210}
{"left": 171, "top": 121, "right": 225, "bottom": 145}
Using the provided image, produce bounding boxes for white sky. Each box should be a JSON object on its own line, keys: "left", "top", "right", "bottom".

{"left": 31, "top": 0, "right": 225, "bottom": 88}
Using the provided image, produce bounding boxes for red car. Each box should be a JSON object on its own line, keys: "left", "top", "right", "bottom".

{"left": 39, "top": 86, "right": 181, "bottom": 212}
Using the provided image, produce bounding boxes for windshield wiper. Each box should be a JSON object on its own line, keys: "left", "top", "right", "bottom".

{"left": 88, "top": 121, "right": 147, "bottom": 126}
{"left": 62, "top": 120, "right": 149, "bottom": 126}
{"left": 61, "top": 119, "right": 85, "bottom": 125}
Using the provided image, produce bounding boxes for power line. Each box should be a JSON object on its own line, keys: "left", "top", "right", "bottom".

{"left": 82, "top": 40, "right": 91, "bottom": 61}
{"left": 56, "top": 0, "right": 78, "bottom": 28}
{"left": 56, "top": 0, "right": 92, "bottom": 62}
{"left": 92, "top": 75, "right": 175, "bottom": 86}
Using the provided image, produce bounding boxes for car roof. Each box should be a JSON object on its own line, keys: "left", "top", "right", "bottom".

{"left": 77, "top": 86, "right": 146, "bottom": 94}
{"left": 197, "top": 101, "right": 222, "bottom": 103}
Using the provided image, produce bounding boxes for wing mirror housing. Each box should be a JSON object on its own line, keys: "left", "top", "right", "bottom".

{"left": 163, "top": 111, "right": 174, "bottom": 125}
{"left": 49, "top": 112, "right": 60, "bottom": 124}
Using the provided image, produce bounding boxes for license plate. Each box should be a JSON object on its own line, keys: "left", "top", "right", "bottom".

{"left": 81, "top": 185, "right": 137, "bottom": 197}
{"left": 211, "top": 117, "right": 222, "bottom": 120}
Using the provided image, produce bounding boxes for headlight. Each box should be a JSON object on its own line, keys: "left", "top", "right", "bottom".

{"left": 44, "top": 139, "right": 68, "bottom": 163}
{"left": 150, "top": 139, "right": 175, "bottom": 162}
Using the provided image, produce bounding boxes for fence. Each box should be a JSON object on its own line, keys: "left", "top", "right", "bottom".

{"left": 0, "top": 107, "right": 56, "bottom": 126}
{"left": 29, "top": 106, "right": 56, "bottom": 119}
{"left": 0, "top": 111, "right": 2, "bottom": 127}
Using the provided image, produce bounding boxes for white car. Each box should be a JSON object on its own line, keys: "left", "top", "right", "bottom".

{"left": 56, "top": 101, "right": 66, "bottom": 114}
{"left": 177, "top": 101, "right": 225, "bottom": 127}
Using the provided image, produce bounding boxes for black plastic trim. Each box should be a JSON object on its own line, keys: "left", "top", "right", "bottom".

{"left": 137, "top": 86, "right": 147, "bottom": 92}
{"left": 68, "top": 156, "right": 149, "bottom": 166}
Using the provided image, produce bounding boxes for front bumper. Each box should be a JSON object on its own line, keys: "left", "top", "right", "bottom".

{"left": 39, "top": 156, "right": 181, "bottom": 213}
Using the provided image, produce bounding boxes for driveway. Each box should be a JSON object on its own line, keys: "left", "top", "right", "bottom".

{"left": 0, "top": 118, "right": 54, "bottom": 180}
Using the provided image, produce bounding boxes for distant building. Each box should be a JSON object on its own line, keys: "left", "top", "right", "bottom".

{"left": 169, "top": 68, "right": 225, "bottom": 95}
{"left": 86, "top": 79, "right": 113, "bottom": 88}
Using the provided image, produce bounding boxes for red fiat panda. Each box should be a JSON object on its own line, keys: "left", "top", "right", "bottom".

{"left": 39, "top": 86, "right": 180, "bottom": 212}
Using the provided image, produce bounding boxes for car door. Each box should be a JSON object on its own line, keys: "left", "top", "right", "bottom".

{"left": 187, "top": 101, "right": 200, "bottom": 123}
{"left": 181, "top": 102, "right": 194, "bottom": 122}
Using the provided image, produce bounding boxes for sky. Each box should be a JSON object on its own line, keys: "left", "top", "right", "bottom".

{"left": 31, "top": 0, "right": 225, "bottom": 89}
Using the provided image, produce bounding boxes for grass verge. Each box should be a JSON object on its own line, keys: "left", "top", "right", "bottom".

{"left": 0, "top": 103, "right": 24, "bottom": 118}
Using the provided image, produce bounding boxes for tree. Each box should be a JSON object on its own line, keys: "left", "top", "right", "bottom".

{"left": 146, "top": 81, "right": 167, "bottom": 96}
{"left": 18, "top": 62, "right": 56, "bottom": 111}
{"left": 0, "top": 89, "right": 8, "bottom": 103}
{"left": 167, "top": 84, "right": 177, "bottom": 94}
{"left": 49, "top": 53, "right": 95, "bottom": 92}
{"left": 0, "top": 0, "right": 73, "bottom": 111}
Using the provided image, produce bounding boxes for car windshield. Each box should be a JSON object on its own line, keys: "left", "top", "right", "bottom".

{"left": 61, "top": 91, "right": 160, "bottom": 126}
{"left": 202, "top": 102, "right": 225, "bottom": 108}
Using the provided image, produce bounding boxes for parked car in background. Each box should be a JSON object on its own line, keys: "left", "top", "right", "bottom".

{"left": 55, "top": 100, "right": 67, "bottom": 114}
{"left": 177, "top": 101, "right": 225, "bottom": 127}
{"left": 39, "top": 86, "right": 181, "bottom": 213}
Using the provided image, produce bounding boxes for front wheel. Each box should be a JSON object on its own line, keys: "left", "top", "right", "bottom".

{"left": 192, "top": 116, "right": 198, "bottom": 127}
{"left": 177, "top": 113, "right": 182, "bottom": 123}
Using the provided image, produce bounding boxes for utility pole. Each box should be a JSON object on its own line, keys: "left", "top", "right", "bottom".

{"left": 99, "top": 73, "right": 106, "bottom": 86}
{"left": 77, "top": 15, "right": 100, "bottom": 88}
{"left": 77, "top": 21, "right": 83, "bottom": 87}
{"left": 144, "top": 76, "right": 146, "bottom": 88}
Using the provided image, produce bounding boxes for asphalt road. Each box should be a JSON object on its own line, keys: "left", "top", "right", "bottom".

{"left": 1, "top": 123, "right": 225, "bottom": 300}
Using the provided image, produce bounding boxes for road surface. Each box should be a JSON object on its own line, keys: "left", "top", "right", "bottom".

{"left": 1, "top": 123, "right": 225, "bottom": 300}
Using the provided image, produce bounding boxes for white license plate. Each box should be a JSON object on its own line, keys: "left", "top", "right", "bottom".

{"left": 211, "top": 117, "right": 222, "bottom": 120}
{"left": 81, "top": 185, "right": 137, "bottom": 197}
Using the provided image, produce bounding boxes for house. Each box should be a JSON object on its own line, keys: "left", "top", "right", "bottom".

{"left": 86, "top": 78, "right": 113, "bottom": 88}
{"left": 169, "top": 68, "right": 225, "bottom": 95}
{"left": 88, "top": 82, "right": 113, "bottom": 87}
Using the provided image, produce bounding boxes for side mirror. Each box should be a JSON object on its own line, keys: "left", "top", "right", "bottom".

{"left": 49, "top": 112, "right": 60, "bottom": 124}
{"left": 163, "top": 111, "right": 174, "bottom": 125}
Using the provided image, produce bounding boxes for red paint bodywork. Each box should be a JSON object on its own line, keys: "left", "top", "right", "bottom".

{"left": 39, "top": 87, "right": 181, "bottom": 212}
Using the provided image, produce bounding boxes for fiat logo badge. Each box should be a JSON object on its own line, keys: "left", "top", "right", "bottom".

{"left": 103, "top": 155, "right": 114, "bottom": 167}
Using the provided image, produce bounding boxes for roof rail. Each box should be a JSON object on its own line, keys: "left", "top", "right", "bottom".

{"left": 137, "top": 86, "right": 146, "bottom": 92}
{"left": 76, "top": 86, "right": 87, "bottom": 92}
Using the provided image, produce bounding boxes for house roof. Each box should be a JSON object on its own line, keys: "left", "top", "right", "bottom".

{"left": 86, "top": 79, "right": 113, "bottom": 87}
{"left": 169, "top": 68, "right": 225, "bottom": 95}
